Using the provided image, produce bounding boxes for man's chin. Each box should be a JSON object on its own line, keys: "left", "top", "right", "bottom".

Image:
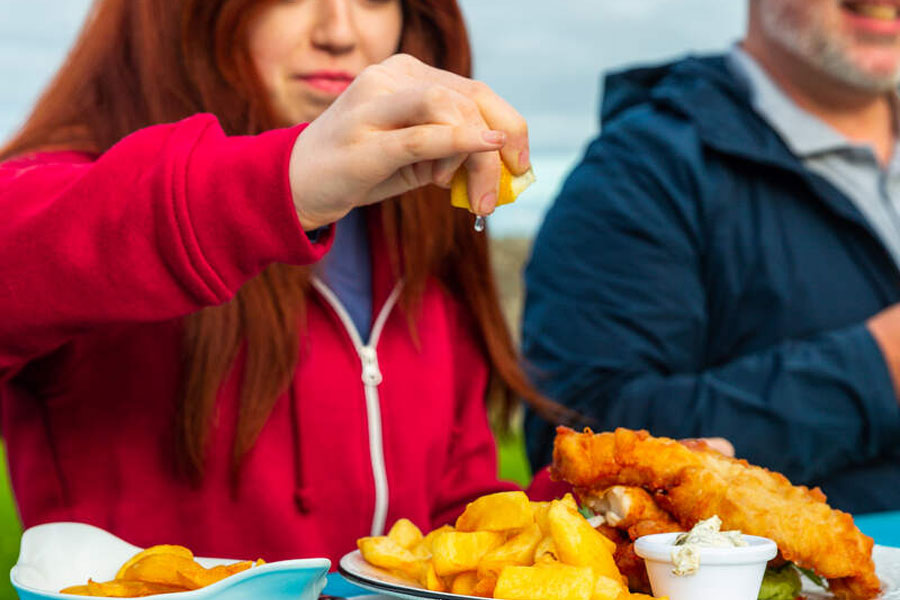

{"left": 848, "top": 46, "right": 900, "bottom": 83}
{"left": 837, "top": 61, "right": 900, "bottom": 91}
{"left": 808, "top": 42, "right": 900, "bottom": 92}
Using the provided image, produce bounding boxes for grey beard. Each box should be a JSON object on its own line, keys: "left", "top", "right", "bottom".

{"left": 760, "top": 2, "right": 900, "bottom": 93}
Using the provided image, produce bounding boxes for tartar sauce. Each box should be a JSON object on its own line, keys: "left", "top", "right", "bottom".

{"left": 670, "top": 515, "right": 747, "bottom": 576}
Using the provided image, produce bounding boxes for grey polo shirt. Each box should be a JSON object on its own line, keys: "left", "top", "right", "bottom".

{"left": 727, "top": 45, "right": 900, "bottom": 269}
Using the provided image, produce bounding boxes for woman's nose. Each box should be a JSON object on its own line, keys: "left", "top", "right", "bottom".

{"left": 311, "top": 0, "right": 356, "bottom": 55}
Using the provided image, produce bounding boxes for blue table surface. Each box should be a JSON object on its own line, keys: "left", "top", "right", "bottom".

{"left": 323, "top": 572, "right": 370, "bottom": 598}
{"left": 323, "top": 511, "right": 900, "bottom": 597}
{"left": 854, "top": 510, "right": 900, "bottom": 548}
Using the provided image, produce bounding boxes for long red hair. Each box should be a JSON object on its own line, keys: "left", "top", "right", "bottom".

{"left": 1, "top": 0, "right": 562, "bottom": 480}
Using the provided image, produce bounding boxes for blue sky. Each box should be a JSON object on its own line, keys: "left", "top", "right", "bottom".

{"left": 0, "top": 0, "right": 747, "bottom": 235}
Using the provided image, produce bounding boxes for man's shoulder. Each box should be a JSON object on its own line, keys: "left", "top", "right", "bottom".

{"left": 591, "top": 101, "right": 702, "bottom": 155}
{"left": 592, "top": 52, "right": 767, "bottom": 166}
{"left": 577, "top": 100, "right": 709, "bottom": 190}
{"left": 601, "top": 55, "right": 731, "bottom": 115}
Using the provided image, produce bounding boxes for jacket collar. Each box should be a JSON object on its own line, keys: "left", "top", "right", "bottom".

{"left": 600, "top": 53, "right": 900, "bottom": 296}
{"left": 602, "top": 55, "right": 807, "bottom": 170}
{"left": 601, "top": 54, "right": 882, "bottom": 234}
{"left": 726, "top": 45, "right": 856, "bottom": 158}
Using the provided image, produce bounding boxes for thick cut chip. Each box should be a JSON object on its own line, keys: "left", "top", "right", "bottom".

{"left": 114, "top": 545, "right": 194, "bottom": 580}
{"left": 593, "top": 574, "right": 628, "bottom": 600}
{"left": 357, "top": 537, "right": 421, "bottom": 574}
{"left": 478, "top": 523, "right": 543, "bottom": 577}
{"left": 431, "top": 530, "right": 504, "bottom": 576}
{"left": 388, "top": 519, "right": 424, "bottom": 549}
{"left": 550, "top": 495, "right": 617, "bottom": 555}
{"left": 472, "top": 572, "right": 498, "bottom": 598}
{"left": 450, "top": 164, "right": 536, "bottom": 212}
{"left": 64, "top": 579, "right": 189, "bottom": 597}
{"left": 60, "top": 544, "right": 263, "bottom": 597}
{"left": 353, "top": 493, "right": 637, "bottom": 600}
{"left": 494, "top": 564, "right": 595, "bottom": 600}
{"left": 451, "top": 571, "right": 478, "bottom": 596}
{"left": 419, "top": 562, "right": 448, "bottom": 592}
{"left": 59, "top": 584, "right": 93, "bottom": 596}
{"left": 119, "top": 554, "right": 206, "bottom": 587}
{"left": 177, "top": 561, "right": 254, "bottom": 589}
{"left": 559, "top": 493, "right": 579, "bottom": 513}
{"left": 408, "top": 543, "right": 431, "bottom": 561}
{"left": 533, "top": 535, "right": 560, "bottom": 565}
{"left": 547, "top": 500, "right": 620, "bottom": 580}
{"left": 421, "top": 525, "right": 454, "bottom": 553}
{"left": 532, "top": 501, "right": 552, "bottom": 535}
{"left": 455, "top": 491, "right": 533, "bottom": 532}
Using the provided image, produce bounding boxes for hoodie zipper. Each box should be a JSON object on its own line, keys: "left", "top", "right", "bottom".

{"left": 311, "top": 276, "right": 402, "bottom": 537}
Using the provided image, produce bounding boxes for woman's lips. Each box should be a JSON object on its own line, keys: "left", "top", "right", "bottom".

{"left": 296, "top": 71, "right": 354, "bottom": 95}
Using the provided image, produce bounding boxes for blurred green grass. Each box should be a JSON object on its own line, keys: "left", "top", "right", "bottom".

{"left": 1, "top": 441, "right": 21, "bottom": 600}
{"left": 497, "top": 426, "right": 532, "bottom": 488}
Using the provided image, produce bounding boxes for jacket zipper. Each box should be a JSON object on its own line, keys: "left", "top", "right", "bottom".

{"left": 311, "top": 277, "right": 403, "bottom": 537}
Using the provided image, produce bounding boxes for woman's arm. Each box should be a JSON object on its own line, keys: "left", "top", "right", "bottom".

{"left": 0, "top": 114, "right": 329, "bottom": 378}
{"left": 0, "top": 54, "right": 531, "bottom": 380}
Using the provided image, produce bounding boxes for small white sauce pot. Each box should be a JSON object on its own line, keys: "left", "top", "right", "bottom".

{"left": 634, "top": 532, "right": 778, "bottom": 600}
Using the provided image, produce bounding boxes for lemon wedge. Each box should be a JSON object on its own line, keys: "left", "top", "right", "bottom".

{"left": 450, "top": 163, "right": 536, "bottom": 211}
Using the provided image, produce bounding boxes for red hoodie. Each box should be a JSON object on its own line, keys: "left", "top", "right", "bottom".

{"left": 0, "top": 114, "right": 519, "bottom": 565}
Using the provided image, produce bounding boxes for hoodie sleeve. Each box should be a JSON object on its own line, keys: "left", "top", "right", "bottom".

{"left": 522, "top": 114, "right": 900, "bottom": 486}
{"left": 0, "top": 114, "right": 332, "bottom": 379}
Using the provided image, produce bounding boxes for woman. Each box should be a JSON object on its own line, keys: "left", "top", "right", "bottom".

{"left": 0, "top": 0, "right": 555, "bottom": 564}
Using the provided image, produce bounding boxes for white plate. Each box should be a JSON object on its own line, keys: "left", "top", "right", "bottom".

{"left": 339, "top": 552, "right": 480, "bottom": 600}
{"left": 11, "top": 522, "right": 331, "bottom": 600}
{"left": 339, "top": 546, "right": 900, "bottom": 600}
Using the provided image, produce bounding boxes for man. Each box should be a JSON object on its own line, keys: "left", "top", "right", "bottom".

{"left": 523, "top": 0, "right": 900, "bottom": 513}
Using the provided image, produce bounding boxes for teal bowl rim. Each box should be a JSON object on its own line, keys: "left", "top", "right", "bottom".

{"left": 11, "top": 557, "right": 331, "bottom": 600}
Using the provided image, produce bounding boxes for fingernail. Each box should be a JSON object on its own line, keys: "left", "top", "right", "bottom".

{"left": 518, "top": 148, "right": 530, "bottom": 171}
{"left": 479, "top": 191, "right": 497, "bottom": 214}
{"left": 482, "top": 130, "right": 506, "bottom": 145}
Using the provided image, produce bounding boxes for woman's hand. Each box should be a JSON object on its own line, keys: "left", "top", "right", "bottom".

{"left": 288, "top": 54, "right": 531, "bottom": 231}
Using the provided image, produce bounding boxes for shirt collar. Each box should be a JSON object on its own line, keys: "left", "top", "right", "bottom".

{"left": 727, "top": 44, "right": 900, "bottom": 160}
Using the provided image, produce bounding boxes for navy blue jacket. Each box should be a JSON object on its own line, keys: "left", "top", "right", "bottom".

{"left": 523, "top": 55, "right": 900, "bottom": 514}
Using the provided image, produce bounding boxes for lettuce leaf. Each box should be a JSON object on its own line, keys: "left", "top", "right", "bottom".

{"left": 758, "top": 564, "right": 802, "bottom": 600}
{"left": 795, "top": 565, "right": 827, "bottom": 589}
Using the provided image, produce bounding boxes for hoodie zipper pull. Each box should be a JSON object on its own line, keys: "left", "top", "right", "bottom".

{"left": 359, "top": 346, "right": 383, "bottom": 386}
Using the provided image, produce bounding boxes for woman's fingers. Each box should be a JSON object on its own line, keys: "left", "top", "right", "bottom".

{"left": 381, "top": 124, "right": 504, "bottom": 169}
{"left": 357, "top": 75, "right": 511, "bottom": 212}
{"left": 287, "top": 54, "right": 529, "bottom": 229}
{"left": 464, "top": 150, "right": 502, "bottom": 215}
{"left": 362, "top": 80, "right": 482, "bottom": 129}
{"left": 432, "top": 155, "right": 467, "bottom": 189}
{"left": 366, "top": 126, "right": 504, "bottom": 203}
{"left": 462, "top": 80, "right": 529, "bottom": 176}
{"left": 380, "top": 54, "right": 531, "bottom": 174}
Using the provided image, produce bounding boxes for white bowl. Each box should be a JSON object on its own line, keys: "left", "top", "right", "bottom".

{"left": 10, "top": 522, "right": 331, "bottom": 600}
{"left": 634, "top": 532, "right": 778, "bottom": 600}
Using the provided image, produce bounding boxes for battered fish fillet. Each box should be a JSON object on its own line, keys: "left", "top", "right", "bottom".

{"left": 551, "top": 427, "right": 881, "bottom": 600}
